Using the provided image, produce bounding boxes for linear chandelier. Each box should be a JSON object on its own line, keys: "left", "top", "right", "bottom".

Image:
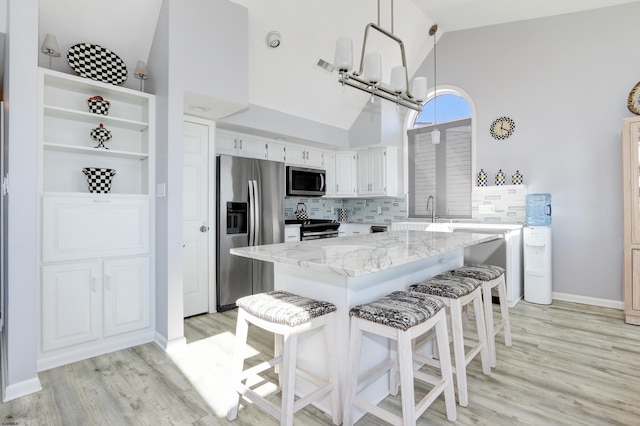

{"left": 333, "top": 0, "right": 427, "bottom": 111}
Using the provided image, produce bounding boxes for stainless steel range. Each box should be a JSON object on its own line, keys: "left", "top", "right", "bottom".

{"left": 286, "top": 219, "right": 340, "bottom": 240}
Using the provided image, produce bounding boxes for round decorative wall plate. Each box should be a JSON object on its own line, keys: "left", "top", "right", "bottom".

{"left": 67, "top": 43, "right": 127, "bottom": 85}
{"left": 628, "top": 82, "right": 640, "bottom": 115}
{"left": 490, "top": 116, "right": 516, "bottom": 140}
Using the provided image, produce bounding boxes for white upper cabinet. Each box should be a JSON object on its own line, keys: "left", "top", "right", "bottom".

{"left": 285, "top": 145, "right": 324, "bottom": 168}
{"left": 335, "top": 152, "right": 357, "bottom": 197}
{"left": 216, "top": 130, "right": 267, "bottom": 159}
{"left": 357, "top": 147, "right": 399, "bottom": 197}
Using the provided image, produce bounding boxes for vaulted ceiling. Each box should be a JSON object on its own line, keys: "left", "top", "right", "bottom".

{"left": 39, "top": 0, "right": 640, "bottom": 131}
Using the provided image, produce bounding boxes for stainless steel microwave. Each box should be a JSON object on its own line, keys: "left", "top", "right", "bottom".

{"left": 286, "top": 166, "right": 326, "bottom": 196}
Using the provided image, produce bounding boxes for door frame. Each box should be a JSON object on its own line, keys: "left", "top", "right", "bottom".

{"left": 183, "top": 115, "right": 216, "bottom": 314}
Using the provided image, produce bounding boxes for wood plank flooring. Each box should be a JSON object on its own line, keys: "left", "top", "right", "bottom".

{"left": 1, "top": 300, "right": 639, "bottom": 425}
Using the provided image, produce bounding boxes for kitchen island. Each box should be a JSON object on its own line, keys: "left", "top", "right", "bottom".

{"left": 231, "top": 230, "right": 499, "bottom": 420}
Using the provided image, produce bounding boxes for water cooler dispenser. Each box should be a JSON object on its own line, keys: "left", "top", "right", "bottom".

{"left": 524, "top": 194, "right": 552, "bottom": 304}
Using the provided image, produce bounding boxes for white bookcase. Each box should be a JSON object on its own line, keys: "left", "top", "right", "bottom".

{"left": 37, "top": 68, "right": 156, "bottom": 371}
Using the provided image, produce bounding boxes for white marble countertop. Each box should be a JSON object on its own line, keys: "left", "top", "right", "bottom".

{"left": 231, "top": 230, "right": 499, "bottom": 278}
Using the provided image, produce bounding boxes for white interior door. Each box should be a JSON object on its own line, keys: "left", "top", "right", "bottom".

{"left": 183, "top": 119, "right": 213, "bottom": 317}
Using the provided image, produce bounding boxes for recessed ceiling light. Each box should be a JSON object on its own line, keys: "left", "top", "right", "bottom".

{"left": 189, "top": 106, "right": 209, "bottom": 112}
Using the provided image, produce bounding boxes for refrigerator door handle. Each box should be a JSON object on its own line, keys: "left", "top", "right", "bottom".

{"left": 252, "top": 180, "right": 260, "bottom": 246}
{"left": 248, "top": 180, "right": 256, "bottom": 246}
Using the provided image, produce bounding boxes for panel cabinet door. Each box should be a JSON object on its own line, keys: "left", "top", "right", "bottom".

{"left": 632, "top": 250, "right": 640, "bottom": 313}
{"left": 335, "top": 152, "right": 357, "bottom": 196}
{"left": 103, "top": 257, "right": 151, "bottom": 337}
{"left": 284, "top": 145, "right": 306, "bottom": 166}
{"left": 215, "top": 131, "right": 238, "bottom": 156}
{"left": 323, "top": 152, "right": 336, "bottom": 197}
{"left": 42, "top": 196, "right": 150, "bottom": 262}
{"left": 237, "top": 136, "right": 267, "bottom": 159}
{"left": 42, "top": 262, "right": 101, "bottom": 352}
{"left": 305, "top": 148, "right": 324, "bottom": 168}
{"left": 267, "top": 142, "right": 286, "bottom": 162}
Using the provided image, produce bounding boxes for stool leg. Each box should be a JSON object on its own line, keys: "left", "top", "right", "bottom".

{"left": 397, "top": 330, "right": 416, "bottom": 425}
{"left": 343, "top": 318, "right": 363, "bottom": 426}
{"left": 227, "top": 309, "right": 250, "bottom": 421}
{"left": 472, "top": 293, "right": 492, "bottom": 376}
{"left": 448, "top": 299, "right": 469, "bottom": 407}
{"left": 497, "top": 276, "right": 513, "bottom": 347}
{"left": 324, "top": 315, "right": 341, "bottom": 425}
{"left": 434, "top": 312, "right": 457, "bottom": 422}
{"left": 482, "top": 282, "right": 498, "bottom": 368}
{"left": 280, "top": 330, "right": 298, "bottom": 426}
{"left": 389, "top": 335, "right": 399, "bottom": 397}
{"left": 274, "top": 333, "right": 283, "bottom": 388}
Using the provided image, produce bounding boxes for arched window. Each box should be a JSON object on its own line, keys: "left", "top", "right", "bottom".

{"left": 407, "top": 90, "right": 473, "bottom": 219}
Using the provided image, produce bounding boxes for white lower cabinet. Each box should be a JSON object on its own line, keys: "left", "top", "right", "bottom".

{"left": 103, "top": 257, "right": 150, "bottom": 337}
{"left": 41, "top": 261, "right": 101, "bottom": 352}
{"left": 41, "top": 257, "right": 151, "bottom": 359}
{"left": 338, "top": 223, "right": 372, "bottom": 237}
{"left": 39, "top": 195, "right": 153, "bottom": 371}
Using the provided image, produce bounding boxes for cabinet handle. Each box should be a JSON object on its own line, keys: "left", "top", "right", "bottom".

{"left": 105, "top": 274, "right": 111, "bottom": 290}
{"left": 239, "top": 139, "right": 243, "bottom": 150}
{"left": 336, "top": 184, "right": 339, "bottom": 192}
{"left": 92, "top": 199, "right": 111, "bottom": 203}
{"left": 92, "top": 276, "right": 98, "bottom": 292}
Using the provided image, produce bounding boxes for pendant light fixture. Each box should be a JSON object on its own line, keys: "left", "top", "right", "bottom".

{"left": 430, "top": 24, "right": 440, "bottom": 145}
{"left": 334, "top": 0, "right": 427, "bottom": 111}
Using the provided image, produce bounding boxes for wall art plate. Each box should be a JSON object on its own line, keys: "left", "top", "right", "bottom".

{"left": 67, "top": 43, "right": 127, "bottom": 85}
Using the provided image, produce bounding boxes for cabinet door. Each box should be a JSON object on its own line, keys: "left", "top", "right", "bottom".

{"left": 267, "top": 142, "right": 286, "bottom": 162}
{"left": 324, "top": 152, "right": 336, "bottom": 197}
{"left": 42, "top": 262, "right": 101, "bottom": 352}
{"left": 284, "top": 226, "right": 300, "bottom": 242}
{"left": 285, "top": 145, "right": 307, "bottom": 166}
{"left": 627, "top": 121, "right": 640, "bottom": 245}
{"left": 42, "top": 196, "right": 150, "bottom": 262}
{"left": 103, "top": 257, "right": 150, "bottom": 337}
{"left": 216, "top": 131, "right": 238, "bottom": 156}
{"left": 335, "top": 152, "right": 357, "bottom": 196}
{"left": 237, "top": 136, "right": 267, "bottom": 159}
{"left": 369, "top": 149, "right": 387, "bottom": 195}
{"left": 305, "top": 148, "right": 324, "bottom": 168}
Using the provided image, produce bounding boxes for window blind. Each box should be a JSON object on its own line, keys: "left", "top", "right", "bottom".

{"left": 407, "top": 118, "right": 472, "bottom": 218}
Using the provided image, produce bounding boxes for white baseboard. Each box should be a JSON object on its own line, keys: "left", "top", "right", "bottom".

{"left": 552, "top": 292, "right": 624, "bottom": 310}
{"left": 3, "top": 377, "right": 42, "bottom": 402}
{"left": 153, "top": 331, "right": 186, "bottom": 352}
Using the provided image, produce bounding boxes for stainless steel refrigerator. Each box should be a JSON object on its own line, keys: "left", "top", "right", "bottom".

{"left": 216, "top": 155, "right": 284, "bottom": 311}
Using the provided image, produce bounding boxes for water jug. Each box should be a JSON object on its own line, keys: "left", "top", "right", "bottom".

{"left": 526, "top": 193, "right": 551, "bottom": 226}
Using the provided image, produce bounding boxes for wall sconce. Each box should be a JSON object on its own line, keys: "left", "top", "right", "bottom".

{"left": 40, "top": 34, "right": 60, "bottom": 69}
{"left": 134, "top": 61, "right": 148, "bottom": 91}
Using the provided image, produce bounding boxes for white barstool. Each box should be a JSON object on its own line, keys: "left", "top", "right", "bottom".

{"left": 446, "top": 264, "right": 512, "bottom": 368}
{"left": 344, "top": 291, "right": 457, "bottom": 426}
{"left": 409, "top": 275, "right": 491, "bottom": 407}
{"left": 227, "top": 291, "right": 341, "bottom": 426}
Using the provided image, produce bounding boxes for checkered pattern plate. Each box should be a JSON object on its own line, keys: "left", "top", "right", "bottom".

{"left": 67, "top": 43, "right": 127, "bottom": 85}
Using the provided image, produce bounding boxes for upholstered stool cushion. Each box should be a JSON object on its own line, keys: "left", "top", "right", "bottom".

{"left": 349, "top": 291, "right": 445, "bottom": 331}
{"left": 409, "top": 275, "right": 481, "bottom": 299}
{"left": 236, "top": 291, "right": 336, "bottom": 327}
{"left": 447, "top": 264, "right": 505, "bottom": 281}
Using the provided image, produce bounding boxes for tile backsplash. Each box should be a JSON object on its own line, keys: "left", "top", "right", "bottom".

{"left": 471, "top": 185, "right": 527, "bottom": 223}
{"left": 285, "top": 185, "right": 526, "bottom": 224}
{"left": 285, "top": 196, "right": 407, "bottom": 224}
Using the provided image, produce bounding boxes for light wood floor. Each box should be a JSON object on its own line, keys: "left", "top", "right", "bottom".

{"left": 1, "top": 300, "right": 639, "bottom": 425}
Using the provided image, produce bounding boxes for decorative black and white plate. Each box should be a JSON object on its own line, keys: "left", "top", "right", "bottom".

{"left": 67, "top": 43, "right": 127, "bottom": 85}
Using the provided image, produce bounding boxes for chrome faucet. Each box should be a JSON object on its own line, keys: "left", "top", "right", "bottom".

{"left": 427, "top": 195, "right": 436, "bottom": 223}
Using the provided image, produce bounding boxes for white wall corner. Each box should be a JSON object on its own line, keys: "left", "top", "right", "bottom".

{"left": 2, "top": 377, "right": 42, "bottom": 402}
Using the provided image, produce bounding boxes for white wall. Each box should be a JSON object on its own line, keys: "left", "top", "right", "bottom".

{"left": 2, "top": 0, "right": 41, "bottom": 401}
{"left": 149, "top": 0, "right": 249, "bottom": 348}
{"left": 413, "top": 3, "right": 640, "bottom": 303}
